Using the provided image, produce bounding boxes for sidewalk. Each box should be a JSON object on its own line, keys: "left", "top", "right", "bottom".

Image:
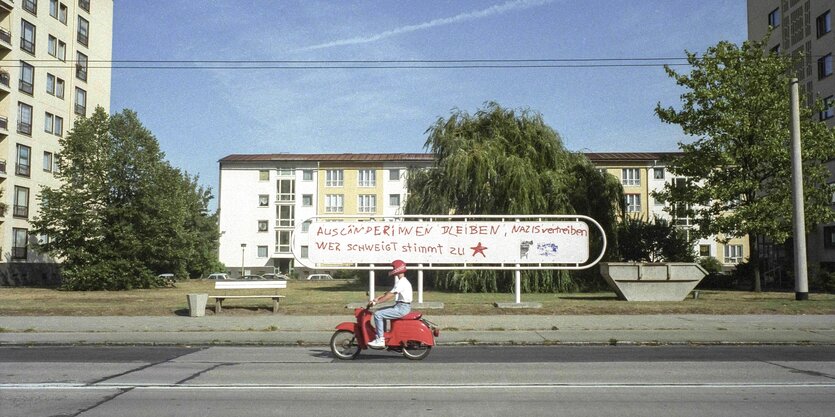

{"left": 1, "top": 314, "right": 833, "bottom": 346}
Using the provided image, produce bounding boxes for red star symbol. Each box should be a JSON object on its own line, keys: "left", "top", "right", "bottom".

{"left": 470, "top": 242, "right": 488, "bottom": 257}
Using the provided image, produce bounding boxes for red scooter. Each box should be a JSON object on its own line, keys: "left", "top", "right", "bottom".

{"left": 330, "top": 304, "right": 440, "bottom": 360}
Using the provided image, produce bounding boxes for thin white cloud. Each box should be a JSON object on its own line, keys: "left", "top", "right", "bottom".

{"left": 295, "top": 0, "right": 555, "bottom": 52}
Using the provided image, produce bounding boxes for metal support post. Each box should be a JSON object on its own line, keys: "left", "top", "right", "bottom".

{"left": 790, "top": 78, "right": 809, "bottom": 300}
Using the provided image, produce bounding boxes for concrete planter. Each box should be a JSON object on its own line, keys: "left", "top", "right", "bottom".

{"left": 600, "top": 262, "right": 707, "bottom": 302}
{"left": 186, "top": 293, "right": 208, "bottom": 317}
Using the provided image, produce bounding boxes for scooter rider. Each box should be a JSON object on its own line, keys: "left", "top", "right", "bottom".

{"left": 367, "top": 260, "right": 413, "bottom": 349}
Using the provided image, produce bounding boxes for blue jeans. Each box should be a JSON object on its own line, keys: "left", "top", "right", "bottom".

{"left": 373, "top": 302, "right": 411, "bottom": 340}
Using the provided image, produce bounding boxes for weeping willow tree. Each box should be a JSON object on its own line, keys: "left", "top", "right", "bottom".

{"left": 405, "top": 102, "right": 623, "bottom": 292}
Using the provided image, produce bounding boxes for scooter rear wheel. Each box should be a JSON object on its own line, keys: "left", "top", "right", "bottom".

{"left": 330, "top": 330, "right": 361, "bottom": 360}
{"left": 401, "top": 341, "right": 432, "bottom": 360}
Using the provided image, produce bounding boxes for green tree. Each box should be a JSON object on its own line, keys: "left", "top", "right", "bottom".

{"left": 32, "top": 107, "right": 221, "bottom": 290}
{"left": 616, "top": 216, "right": 695, "bottom": 263}
{"left": 654, "top": 38, "right": 835, "bottom": 291}
{"left": 405, "top": 102, "right": 623, "bottom": 292}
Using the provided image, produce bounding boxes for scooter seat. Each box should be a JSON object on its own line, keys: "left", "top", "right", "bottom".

{"left": 396, "top": 312, "right": 423, "bottom": 320}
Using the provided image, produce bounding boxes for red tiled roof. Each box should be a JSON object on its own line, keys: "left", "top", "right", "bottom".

{"left": 583, "top": 152, "right": 683, "bottom": 162}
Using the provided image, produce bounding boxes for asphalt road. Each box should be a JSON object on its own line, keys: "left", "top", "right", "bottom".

{"left": 2, "top": 345, "right": 834, "bottom": 416}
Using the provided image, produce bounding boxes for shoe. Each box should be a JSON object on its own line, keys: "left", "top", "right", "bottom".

{"left": 367, "top": 337, "right": 386, "bottom": 349}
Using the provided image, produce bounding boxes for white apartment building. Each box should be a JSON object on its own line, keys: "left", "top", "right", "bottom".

{"left": 0, "top": 0, "right": 112, "bottom": 285}
{"left": 217, "top": 153, "right": 433, "bottom": 278}
{"left": 748, "top": 0, "right": 835, "bottom": 275}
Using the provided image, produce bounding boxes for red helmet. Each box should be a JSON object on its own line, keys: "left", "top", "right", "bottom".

{"left": 389, "top": 259, "right": 407, "bottom": 276}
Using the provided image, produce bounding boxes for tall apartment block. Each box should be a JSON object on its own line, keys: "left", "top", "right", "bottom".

{"left": 218, "top": 152, "right": 748, "bottom": 279}
{"left": 0, "top": 0, "right": 112, "bottom": 285}
{"left": 218, "top": 154, "right": 433, "bottom": 278}
{"left": 748, "top": 0, "right": 835, "bottom": 275}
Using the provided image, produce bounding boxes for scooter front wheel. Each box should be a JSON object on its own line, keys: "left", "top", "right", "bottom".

{"left": 401, "top": 341, "right": 432, "bottom": 360}
{"left": 330, "top": 330, "right": 361, "bottom": 360}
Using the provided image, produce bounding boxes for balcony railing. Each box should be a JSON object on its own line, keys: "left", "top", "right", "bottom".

{"left": 0, "top": 27, "right": 10, "bottom": 47}
{"left": 75, "top": 104, "right": 86, "bottom": 116}
{"left": 17, "top": 121, "right": 31, "bottom": 135}
{"left": 76, "top": 64, "right": 87, "bottom": 81}
{"left": 0, "top": 71, "right": 9, "bottom": 88}
{"left": 20, "top": 38, "right": 34, "bottom": 54}
{"left": 0, "top": 116, "right": 7, "bottom": 132}
{"left": 0, "top": 159, "right": 6, "bottom": 175}
{"left": 16, "top": 163, "right": 30, "bottom": 177}
{"left": 12, "top": 246, "right": 27, "bottom": 260}
{"left": 13, "top": 204, "right": 28, "bottom": 218}
{"left": 77, "top": 32, "right": 88, "bottom": 47}
{"left": 18, "top": 79, "right": 32, "bottom": 95}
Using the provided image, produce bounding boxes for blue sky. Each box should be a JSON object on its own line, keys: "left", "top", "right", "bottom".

{"left": 110, "top": 0, "right": 746, "bottom": 207}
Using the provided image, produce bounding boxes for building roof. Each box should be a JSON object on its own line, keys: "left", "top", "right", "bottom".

{"left": 584, "top": 152, "right": 683, "bottom": 162}
{"left": 219, "top": 152, "right": 684, "bottom": 164}
{"left": 219, "top": 153, "right": 434, "bottom": 163}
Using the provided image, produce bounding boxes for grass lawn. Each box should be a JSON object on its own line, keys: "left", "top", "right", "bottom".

{"left": 0, "top": 279, "right": 833, "bottom": 316}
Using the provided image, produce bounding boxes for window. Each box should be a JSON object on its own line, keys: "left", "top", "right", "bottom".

{"left": 277, "top": 230, "right": 292, "bottom": 253}
{"left": 301, "top": 220, "right": 311, "bottom": 232}
{"left": 672, "top": 178, "right": 692, "bottom": 226}
{"left": 74, "top": 87, "right": 86, "bottom": 115}
{"left": 14, "top": 186, "right": 30, "bottom": 218}
{"left": 768, "top": 7, "right": 780, "bottom": 28}
{"left": 325, "top": 194, "right": 344, "bottom": 213}
{"left": 300, "top": 246, "right": 309, "bottom": 259}
{"left": 724, "top": 244, "right": 744, "bottom": 264}
{"left": 358, "top": 195, "right": 376, "bottom": 213}
{"left": 258, "top": 194, "right": 269, "bottom": 207}
{"left": 76, "top": 51, "right": 88, "bottom": 81}
{"left": 21, "top": 20, "right": 36, "bottom": 54}
{"left": 259, "top": 169, "right": 269, "bottom": 181}
{"left": 17, "top": 144, "right": 31, "bottom": 177}
{"left": 653, "top": 168, "right": 664, "bottom": 180}
{"left": 59, "top": 3, "right": 67, "bottom": 23}
{"left": 48, "top": 36, "right": 66, "bottom": 61}
{"left": 77, "top": 16, "right": 89, "bottom": 46}
{"left": 45, "top": 112, "right": 54, "bottom": 133}
{"left": 824, "top": 226, "right": 835, "bottom": 249}
{"left": 389, "top": 194, "right": 401, "bottom": 206}
{"left": 770, "top": 44, "right": 781, "bottom": 55}
{"left": 326, "top": 169, "right": 343, "bottom": 187}
{"left": 277, "top": 167, "right": 293, "bottom": 176}
{"left": 699, "top": 245, "right": 710, "bottom": 257}
{"left": 302, "top": 169, "right": 313, "bottom": 181}
{"left": 622, "top": 168, "right": 640, "bottom": 186}
{"left": 276, "top": 179, "right": 295, "bottom": 201}
{"left": 625, "top": 194, "right": 641, "bottom": 213}
{"left": 12, "top": 228, "right": 28, "bottom": 260}
{"left": 257, "top": 246, "right": 268, "bottom": 258}
{"left": 23, "top": 0, "right": 37, "bottom": 15}
{"left": 18, "top": 102, "right": 33, "bottom": 135}
{"left": 49, "top": 0, "right": 58, "bottom": 18}
{"left": 257, "top": 220, "right": 269, "bottom": 232}
{"left": 822, "top": 96, "right": 835, "bottom": 121}
{"left": 54, "top": 115, "right": 63, "bottom": 136}
{"left": 277, "top": 205, "right": 294, "bottom": 227}
{"left": 818, "top": 11, "right": 831, "bottom": 38}
{"left": 19, "top": 61, "right": 34, "bottom": 95}
{"left": 79, "top": 0, "right": 89, "bottom": 12}
{"left": 46, "top": 74, "right": 65, "bottom": 98}
{"left": 358, "top": 169, "right": 376, "bottom": 187}
{"left": 43, "top": 151, "right": 53, "bottom": 172}
{"left": 389, "top": 169, "right": 400, "bottom": 181}
{"left": 302, "top": 194, "right": 313, "bottom": 207}
{"left": 818, "top": 54, "right": 833, "bottom": 79}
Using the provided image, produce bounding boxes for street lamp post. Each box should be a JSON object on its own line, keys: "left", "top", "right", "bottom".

{"left": 240, "top": 243, "right": 247, "bottom": 278}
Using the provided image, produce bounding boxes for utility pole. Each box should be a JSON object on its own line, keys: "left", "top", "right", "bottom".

{"left": 789, "top": 78, "right": 809, "bottom": 301}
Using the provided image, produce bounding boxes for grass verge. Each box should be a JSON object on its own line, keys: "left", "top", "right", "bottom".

{"left": 0, "top": 279, "right": 833, "bottom": 316}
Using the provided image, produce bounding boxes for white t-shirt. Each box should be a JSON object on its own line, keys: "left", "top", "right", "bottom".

{"left": 390, "top": 276, "right": 413, "bottom": 303}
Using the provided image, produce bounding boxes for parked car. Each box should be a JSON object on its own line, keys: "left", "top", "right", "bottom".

{"left": 307, "top": 273, "right": 333, "bottom": 280}
{"left": 261, "top": 273, "right": 289, "bottom": 280}
{"left": 241, "top": 274, "right": 265, "bottom": 280}
{"left": 157, "top": 273, "right": 176, "bottom": 287}
{"left": 205, "top": 273, "right": 229, "bottom": 280}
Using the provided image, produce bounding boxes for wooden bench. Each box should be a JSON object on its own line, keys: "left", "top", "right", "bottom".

{"left": 209, "top": 280, "right": 287, "bottom": 313}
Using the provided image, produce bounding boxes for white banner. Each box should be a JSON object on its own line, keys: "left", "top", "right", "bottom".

{"left": 305, "top": 221, "right": 589, "bottom": 265}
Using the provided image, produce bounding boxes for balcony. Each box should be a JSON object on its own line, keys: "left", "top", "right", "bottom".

{"left": 0, "top": 0, "right": 13, "bottom": 13}
{"left": 0, "top": 27, "right": 11, "bottom": 51}
{"left": 0, "top": 70, "right": 9, "bottom": 92}
{"left": 0, "top": 116, "right": 8, "bottom": 135}
{"left": 0, "top": 159, "right": 6, "bottom": 175}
